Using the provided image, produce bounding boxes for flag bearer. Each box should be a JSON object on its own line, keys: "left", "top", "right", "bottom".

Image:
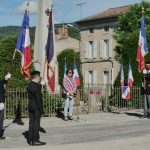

{"left": 0, "top": 73, "right": 11, "bottom": 140}
{"left": 27, "top": 71, "right": 46, "bottom": 146}
{"left": 142, "top": 61, "right": 150, "bottom": 117}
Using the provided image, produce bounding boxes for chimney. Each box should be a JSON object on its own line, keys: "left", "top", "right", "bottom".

{"left": 57, "top": 24, "right": 68, "bottom": 39}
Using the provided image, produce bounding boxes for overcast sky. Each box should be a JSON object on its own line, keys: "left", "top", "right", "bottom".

{"left": 0, "top": 0, "right": 143, "bottom": 26}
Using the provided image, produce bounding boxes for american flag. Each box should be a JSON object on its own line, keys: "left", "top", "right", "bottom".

{"left": 45, "top": 10, "right": 55, "bottom": 92}
{"left": 15, "top": 3, "right": 31, "bottom": 80}
{"left": 137, "top": 16, "right": 148, "bottom": 72}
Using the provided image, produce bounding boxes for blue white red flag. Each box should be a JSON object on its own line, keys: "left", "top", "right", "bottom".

{"left": 64, "top": 58, "right": 67, "bottom": 77}
{"left": 45, "top": 11, "right": 55, "bottom": 92}
{"left": 137, "top": 16, "right": 148, "bottom": 72}
{"left": 73, "top": 59, "right": 80, "bottom": 87}
{"left": 122, "top": 86, "right": 130, "bottom": 100}
{"left": 128, "top": 62, "right": 134, "bottom": 88}
{"left": 120, "top": 63, "right": 124, "bottom": 87}
{"left": 15, "top": 3, "right": 31, "bottom": 80}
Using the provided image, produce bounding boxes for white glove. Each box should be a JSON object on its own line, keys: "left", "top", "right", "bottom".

{"left": 41, "top": 80, "right": 45, "bottom": 85}
{"left": 0, "top": 103, "right": 4, "bottom": 111}
{"left": 143, "top": 69, "right": 147, "bottom": 74}
{"left": 5, "top": 73, "right": 11, "bottom": 80}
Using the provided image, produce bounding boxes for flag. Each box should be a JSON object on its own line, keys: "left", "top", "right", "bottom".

{"left": 64, "top": 58, "right": 67, "bottom": 77}
{"left": 122, "top": 86, "right": 130, "bottom": 100}
{"left": 137, "top": 16, "right": 148, "bottom": 72}
{"left": 45, "top": 11, "right": 55, "bottom": 92}
{"left": 15, "top": 5, "right": 31, "bottom": 80}
{"left": 128, "top": 62, "right": 134, "bottom": 88}
{"left": 120, "top": 63, "right": 124, "bottom": 87}
{"left": 73, "top": 59, "right": 80, "bottom": 87}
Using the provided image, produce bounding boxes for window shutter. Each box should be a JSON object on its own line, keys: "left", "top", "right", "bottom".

{"left": 85, "top": 41, "right": 89, "bottom": 58}
{"left": 93, "top": 41, "right": 97, "bottom": 58}
{"left": 93, "top": 70, "right": 97, "bottom": 84}
{"left": 109, "top": 39, "right": 112, "bottom": 58}
{"left": 100, "top": 40, "right": 104, "bottom": 58}
{"left": 84, "top": 70, "right": 89, "bottom": 85}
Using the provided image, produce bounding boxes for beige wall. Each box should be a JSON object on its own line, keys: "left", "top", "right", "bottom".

{"left": 80, "top": 26, "right": 120, "bottom": 85}
{"left": 55, "top": 36, "right": 80, "bottom": 54}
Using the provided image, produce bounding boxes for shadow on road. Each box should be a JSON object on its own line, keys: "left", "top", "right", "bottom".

{"left": 124, "top": 112, "right": 143, "bottom": 118}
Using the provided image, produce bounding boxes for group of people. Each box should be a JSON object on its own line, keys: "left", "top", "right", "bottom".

{"left": 0, "top": 68, "right": 77, "bottom": 146}
{"left": 3, "top": 62, "right": 150, "bottom": 145}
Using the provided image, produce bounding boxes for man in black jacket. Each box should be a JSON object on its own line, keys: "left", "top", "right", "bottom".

{"left": 142, "top": 61, "right": 150, "bottom": 117}
{"left": 27, "top": 71, "right": 46, "bottom": 146}
{"left": 0, "top": 73, "right": 11, "bottom": 140}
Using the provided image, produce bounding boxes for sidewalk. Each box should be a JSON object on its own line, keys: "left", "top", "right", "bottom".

{"left": 1, "top": 110, "right": 150, "bottom": 150}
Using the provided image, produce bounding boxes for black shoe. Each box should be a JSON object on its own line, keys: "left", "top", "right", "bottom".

{"left": 27, "top": 140, "right": 33, "bottom": 146}
{"left": 32, "top": 141, "right": 46, "bottom": 146}
{"left": 0, "top": 137, "right": 5, "bottom": 140}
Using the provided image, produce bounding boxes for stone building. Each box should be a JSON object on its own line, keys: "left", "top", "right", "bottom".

{"left": 77, "top": 6, "right": 130, "bottom": 86}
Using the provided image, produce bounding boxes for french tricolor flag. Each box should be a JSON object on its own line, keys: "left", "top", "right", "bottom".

{"left": 120, "top": 63, "right": 124, "bottom": 87}
{"left": 73, "top": 59, "right": 80, "bottom": 87}
{"left": 128, "top": 62, "right": 134, "bottom": 88}
{"left": 137, "top": 16, "right": 148, "bottom": 72}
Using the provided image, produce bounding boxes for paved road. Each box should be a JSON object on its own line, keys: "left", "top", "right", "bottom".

{"left": 1, "top": 110, "right": 150, "bottom": 150}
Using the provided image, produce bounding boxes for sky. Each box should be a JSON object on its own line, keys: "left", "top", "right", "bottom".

{"left": 0, "top": 0, "right": 144, "bottom": 26}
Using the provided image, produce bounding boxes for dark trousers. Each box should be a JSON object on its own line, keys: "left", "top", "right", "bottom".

{"left": 0, "top": 110, "right": 4, "bottom": 137}
{"left": 144, "top": 94, "right": 150, "bottom": 115}
{"left": 28, "top": 109, "right": 41, "bottom": 141}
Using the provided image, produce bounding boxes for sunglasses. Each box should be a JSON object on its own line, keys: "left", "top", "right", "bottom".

{"left": 68, "top": 71, "right": 72, "bottom": 73}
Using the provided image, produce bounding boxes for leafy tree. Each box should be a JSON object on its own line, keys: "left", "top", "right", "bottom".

{"left": 114, "top": 2, "right": 150, "bottom": 86}
{"left": 0, "top": 37, "right": 35, "bottom": 88}
{"left": 57, "top": 49, "right": 83, "bottom": 88}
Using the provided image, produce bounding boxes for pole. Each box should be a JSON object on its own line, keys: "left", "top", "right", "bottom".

{"left": 77, "top": 2, "right": 87, "bottom": 19}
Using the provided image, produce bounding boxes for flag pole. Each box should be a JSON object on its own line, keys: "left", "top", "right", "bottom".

{"left": 13, "top": 2, "right": 29, "bottom": 60}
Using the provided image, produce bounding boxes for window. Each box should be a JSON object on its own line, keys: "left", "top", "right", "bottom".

{"left": 104, "top": 26, "right": 109, "bottom": 32}
{"left": 89, "top": 71, "right": 94, "bottom": 84}
{"left": 89, "top": 28, "right": 94, "bottom": 33}
{"left": 85, "top": 70, "right": 97, "bottom": 86}
{"left": 103, "top": 71, "right": 109, "bottom": 85}
{"left": 89, "top": 41, "right": 94, "bottom": 58}
{"left": 104, "top": 40, "right": 109, "bottom": 58}
{"left": 100, "top": 39, "right": 112, "bottom": 58}
{"left": 85, "top": 41, "right": 97, "bottom": 59}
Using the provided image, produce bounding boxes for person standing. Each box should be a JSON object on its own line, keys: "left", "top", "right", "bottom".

{"left": 63, "top": 69, "right": 77, "bottom": 121}
{"left": 27, "top": 71, "right": 46, "bottom": 146}
{"left": 142, "top": 61, "right": 150, "bottom": 118}
{"left": 0, "top": 73, "right": 11, "bottom": 140}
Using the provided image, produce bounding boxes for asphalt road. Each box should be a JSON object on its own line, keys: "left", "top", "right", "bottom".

{"left": 1, "top": 110, "right": 150, "bottom": 150}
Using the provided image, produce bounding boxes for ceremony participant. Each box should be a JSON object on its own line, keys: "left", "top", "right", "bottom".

{"left": 0, "top": 73, "right": 11, "bottom": 140}
{"left": 142, "top": 61, "right": 150, "bottom": 118}
{"left": 27, "top": 71, "right": 46, "bottom": 146}
{"left": 63, "top": 69, "right": 77, "bottom": 121}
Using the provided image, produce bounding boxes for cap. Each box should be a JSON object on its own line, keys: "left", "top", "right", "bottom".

{"left": 30, "top": 71, "right": 40, "bottom": 76}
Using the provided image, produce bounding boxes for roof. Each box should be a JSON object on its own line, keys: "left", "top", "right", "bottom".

{"left": 77, "top": 6, "right": 130, "bottom": 23}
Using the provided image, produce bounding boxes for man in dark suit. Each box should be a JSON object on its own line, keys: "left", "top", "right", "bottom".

{"left": 142, "top": 61, "right": 150, "bottom": 118}
{"left": 0, "top": 73, "right": 11, "bottom": 140}
{"left": 27, "top": 71, "right": 46, "bottom": 146}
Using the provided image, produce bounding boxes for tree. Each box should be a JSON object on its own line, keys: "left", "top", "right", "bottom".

{"left": 114, "top": 2, "right": 150, "bottom": 86}
{"left": 57, "top": 49, "right": 83, "bottom": 88}
{"left": 0, "top": 36, "right": 33, "bottom": 88}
